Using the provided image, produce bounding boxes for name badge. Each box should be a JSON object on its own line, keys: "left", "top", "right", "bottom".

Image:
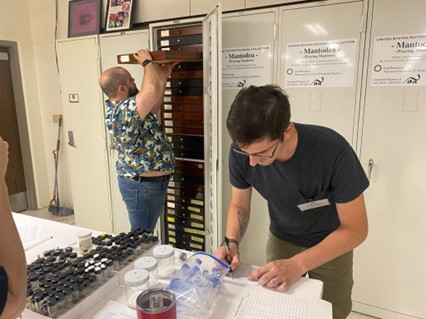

{"left": 298, "top": 198, "right": 330, "bottom": 212}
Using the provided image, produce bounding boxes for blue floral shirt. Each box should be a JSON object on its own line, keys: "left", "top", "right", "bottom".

{"left": 105, "top": 96, "right": 175, "bottom": 178}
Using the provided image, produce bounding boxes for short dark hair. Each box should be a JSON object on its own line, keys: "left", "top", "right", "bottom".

{"left": 100, "top": 67, "right": 128, "bottom": 99}
{"left": 226, "top": 85, "right": 291, "bottom": 147}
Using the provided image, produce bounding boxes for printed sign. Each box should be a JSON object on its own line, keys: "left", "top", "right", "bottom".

{"left": 222, "top": 46, "right": 272, "bottom": 89}
{"left": 371, "top": 33, "right": 426, "bottom": 86}
{"left": 284, "top": 39, "right": 357, "bottom": 88}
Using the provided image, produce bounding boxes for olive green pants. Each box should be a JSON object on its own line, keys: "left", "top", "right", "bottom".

{"left": 266, "top": 232, "right": 354, "bottom": 319}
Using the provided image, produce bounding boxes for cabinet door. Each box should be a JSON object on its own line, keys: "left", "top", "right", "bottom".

{"left": 190, "top": 0, "right": 244, "bottom": 15}
{"left": 56, "top": 36, "right": 113, "bottom": 232}
{"left": 354, "top": 1, "right": 426, "bottom": 318}
{"left": 221, "top": 9, "right": 278, "bottom": 266}
{"left": 99, "top": 30, "right": 150, "bottom": 234}
{"left": 278, "top": 1, "right": 365, "bottom": 145}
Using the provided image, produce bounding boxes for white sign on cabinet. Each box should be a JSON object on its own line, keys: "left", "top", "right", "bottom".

{"left": 222, "top": 45, "right": 272, "bottom": 88}
{"left": 370, "top": 33, "right": 426, "bottom": 86}
{"left": 284, "top": 38, "right": 358, "bottom": 88}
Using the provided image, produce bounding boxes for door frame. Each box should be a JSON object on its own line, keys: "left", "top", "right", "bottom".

{"left": 0, "top": 41, "right": 37, "bottom": 209}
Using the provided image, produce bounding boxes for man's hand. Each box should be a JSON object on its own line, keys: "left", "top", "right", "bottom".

{"left": 247, "top": 258, "right": 304, "bottom": 291}
{"left": 133, "top": 49, "right": 153, "bottom": 65}
{"left": 156, "top": 62, "right": 179, "bottom": 83}
{"left": 214, "top": 244, "right": 241, "bottom": 272}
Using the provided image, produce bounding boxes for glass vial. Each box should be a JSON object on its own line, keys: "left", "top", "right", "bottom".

{"left": 152, "top": 245, "right": 175, "bottom": 279}
{"left": 134, "top": 256, "right": 158, "bottom": 287}
{"left": 124, "top": 268, "right": 149, "bottom": 309}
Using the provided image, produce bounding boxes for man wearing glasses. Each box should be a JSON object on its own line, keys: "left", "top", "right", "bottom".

{"left": 215, "top": 85, "right": 369, "bottom": 319}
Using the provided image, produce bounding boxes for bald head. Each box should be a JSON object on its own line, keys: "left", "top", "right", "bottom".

{"left": 99, "top": 66, "right": 130, "bottom": 99}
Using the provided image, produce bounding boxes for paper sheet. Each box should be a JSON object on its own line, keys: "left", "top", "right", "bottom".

{"left": 234, "top": 286, "right": 332, "bottom": 319}
{"left": 92, "top": 300, "right": 136, "bottom": 319}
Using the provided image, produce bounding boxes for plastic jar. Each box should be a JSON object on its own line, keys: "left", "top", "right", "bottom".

{"left": 152, "top": 245, "right": 175, "bottom": 279}
{"left": 134, "top": 256, "right": 158, "bottom": 287}
{"left": 77, "top": 230, "right": 93, "bottom": 252}
{"left": 124, "top": 268, "right": 149, "bottom": 309}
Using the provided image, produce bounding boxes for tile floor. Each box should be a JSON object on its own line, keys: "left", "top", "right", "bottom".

{"left": 20, "top": 208, "right": 378, "bottom": 319}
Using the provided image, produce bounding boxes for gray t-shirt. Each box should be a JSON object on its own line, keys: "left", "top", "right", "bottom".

{"left": 229, "top": 123, "right": 369, "bottom": 247}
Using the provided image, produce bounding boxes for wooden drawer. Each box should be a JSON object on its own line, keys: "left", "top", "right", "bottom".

{"left": 157, "top": 25, "right": 202, "bottom": 38}
{"left": 162, "top": 111, "right": 203, "bottom": 121}
{"left": 164, "top": 87, "right": 203, "bottom": 96}
{"left": 164, "top": 95, "right": 203, "bottom": 104}
{"left": 158, "top": 34, "right": 203, "bottom": 48}
{"left": 167, "top": 187, "right": 204, "bottom": 200}
{"left": 163, "top": 103, "right": 203, "bottom": 112}
{"left": 167, "top": 78, "right": 203, "bottom": 88}
{"left": 164, "top": 127, "right": 203, "bottom": 135}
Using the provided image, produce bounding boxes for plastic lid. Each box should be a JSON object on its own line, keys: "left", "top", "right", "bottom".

{"left": 124, "top": 269, "right": 149, "bottom": 286}
{"left": 77, "top": 230, "right": 92, "bottom": 239}
{"left": 152, "top": 245, "right": 174, "bottom": 259}
{"left": 135, "top": 256, "right": 158, "bottom": 272}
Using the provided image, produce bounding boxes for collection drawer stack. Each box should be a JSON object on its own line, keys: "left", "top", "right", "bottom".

{"left": 155, "top": 24, "right": 206, "bottom": 252}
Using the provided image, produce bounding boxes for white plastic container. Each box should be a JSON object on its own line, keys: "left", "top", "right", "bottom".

{"left": 77, "top": 230, "right": 92, "bottom": 252}
{"left": 134, "top": 256, "right": 158, "bottom": 287}
{"left": 152, "top": 245, "right": 175, "bottom": 279}
{"left": 124, "top": 268, "right": 149, "bottom": 309}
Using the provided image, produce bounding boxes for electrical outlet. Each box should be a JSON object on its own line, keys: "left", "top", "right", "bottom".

{"left": 69, "top": 93, "right": 79, "bottom": 103}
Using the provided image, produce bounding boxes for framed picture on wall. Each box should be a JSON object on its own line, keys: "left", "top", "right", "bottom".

{"left": 68, "top": 0, "right": 101, "bottom": 38}
{"left": 105, "top": 0, "right": 134, "bottom": 32}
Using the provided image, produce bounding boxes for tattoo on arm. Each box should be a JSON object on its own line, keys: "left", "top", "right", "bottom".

{"left": 237, "top": 210, "right": 249, "bottom": 239}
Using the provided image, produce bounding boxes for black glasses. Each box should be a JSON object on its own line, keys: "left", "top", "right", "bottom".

{"left": 232, "top": 139, "right": 281, "bottom": 159}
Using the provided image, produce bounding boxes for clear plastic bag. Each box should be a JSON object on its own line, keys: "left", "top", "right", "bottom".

{"left": 166, "top": 252, "right": 230, "bottom": 319}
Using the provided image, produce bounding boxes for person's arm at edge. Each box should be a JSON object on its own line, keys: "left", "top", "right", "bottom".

{"left": 216, "top": 186, "right": 252, "bottom": 270}
{"left": 249, "top": 193, "right": 368, "bottom": 291}
{"left": 0, "top": 140, "right": 27, "bottom": 318}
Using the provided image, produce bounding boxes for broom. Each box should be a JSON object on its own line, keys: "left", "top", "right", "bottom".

{"left": 48, "top": 115, "right": 74, "bottom": 216}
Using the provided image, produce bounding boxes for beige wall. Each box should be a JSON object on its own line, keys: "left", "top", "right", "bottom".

{"left": 0, "top": 0, "right": 73, "bottom": 209}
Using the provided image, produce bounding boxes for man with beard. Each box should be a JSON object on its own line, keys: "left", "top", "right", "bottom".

{"left": 100, "top": 49, "right": 177, "bottom": 232}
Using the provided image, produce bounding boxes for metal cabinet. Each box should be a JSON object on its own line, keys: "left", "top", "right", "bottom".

{"left": 353, "top": 1, "right": 426, "bottom": 318}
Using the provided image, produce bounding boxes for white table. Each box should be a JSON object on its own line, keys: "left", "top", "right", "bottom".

{"left": 14, "top": 213, "right": 331, "bottom": 319}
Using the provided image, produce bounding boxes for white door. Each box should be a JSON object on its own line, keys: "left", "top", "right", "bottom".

{"left": 221, "top": 8, "right": 278, "bottom": 266}
{"left": 354, "top": 1, "right": 426, "bottom": 318}
{"left": 56, "top": 36, "right": 113, "bottom": 232}
{"left": 99, "top": 30, "right": 150, "bottom": 234}
{"left": 203, "top": 3, "right": 222, "bottom": 252}
{"left": 278, "top": 1, "right": 366, "bottom": 145}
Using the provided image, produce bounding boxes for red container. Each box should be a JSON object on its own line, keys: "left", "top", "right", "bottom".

{"left": 136, "top": 287, "right": 176, "bottom": 319}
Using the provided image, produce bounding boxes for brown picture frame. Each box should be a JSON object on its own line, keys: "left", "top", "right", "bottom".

{"left": 105, "top": 0, "right": 134, "bottom": 32}
{"left": 68, "top": 0, "right": 101, "bottom": 38}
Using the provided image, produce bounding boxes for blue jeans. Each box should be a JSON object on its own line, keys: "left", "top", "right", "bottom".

{"left": 117, "top": 175, "right": 169, "bottom": 231}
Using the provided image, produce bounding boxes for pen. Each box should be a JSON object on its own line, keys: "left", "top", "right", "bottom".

{"left": 224, "top": 237, "right": 233, "bottom": 274}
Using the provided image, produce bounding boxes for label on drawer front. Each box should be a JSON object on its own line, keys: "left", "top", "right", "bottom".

{"left": 161, "top": 40, "right": 170, "bottom": 47}
{"left": 190, "top": 243, "right": 202, "bottom": 250}
{"left": 164, "top": 104, "right": 172, "bottom": 110}
{"left": 169, "top": 237, "right": 176, "bottom": 244}
{"left": 161, "top": 30, "right": 170, "bottom": 37}
{"left": 167, "top": 216, "right": 175, "bottom": 223}
{"left": 165, "top": 120, "right": 173, "bottom": 126}
{"left": 190, "top": 214, "right": 203, "bottom": 221}
{"left": 188, "top": 206, "right": 200, "bottom": 213}
{"left": 164, "top": 97, "right": 171, "bottom": 102}
{"left": 190, "top": 199, "right": 203, "bottom": 206}
{"left": 191, "top": 222, "right": 204, "bottom": 229}
{"left": 163, "top": 113, "right": 172, "bottom": 119}
{"left": 191, "top": 236, "right": 204, "bottom": 243}
{"left": 165, "top": 128, "right": 173, "bottom": 134}
{"left": 168, "top": 230, "right": 176, "bottom": 237}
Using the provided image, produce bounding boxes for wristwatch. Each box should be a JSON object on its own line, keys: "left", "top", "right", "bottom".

{"left": 142, "top": 59, "right": 153, "bottom": 67}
